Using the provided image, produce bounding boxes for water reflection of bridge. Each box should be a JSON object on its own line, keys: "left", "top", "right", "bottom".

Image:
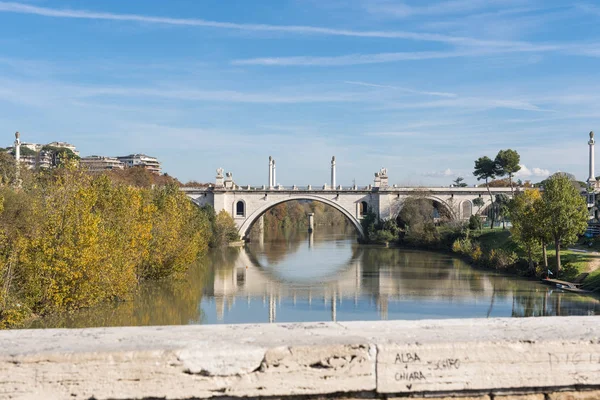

{"left": 206, "top": 241, "right": 506, "bottom": 322}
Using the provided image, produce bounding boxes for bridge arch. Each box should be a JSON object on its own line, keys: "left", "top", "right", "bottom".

{"left": 392, "top": 194, "right": 457, "bottom": 222}
{"left": 238, "top": 195, "right": 365, "bottom": 240}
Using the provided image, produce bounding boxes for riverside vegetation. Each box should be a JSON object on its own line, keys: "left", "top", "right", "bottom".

{"left": 361, "top": 168, "right": 598, "bottom": 292}
{"left": 0, "top": 158, "right": 238, "bottom": 328}
{"left": 252, "top": 200, "right": 350, "bottom": 233}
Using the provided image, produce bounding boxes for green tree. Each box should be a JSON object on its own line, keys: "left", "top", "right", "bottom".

{"left": 495, "top": 149, "right": 521, "bottom": 195}
{"left": 0, "top": 153, "right": 16, "bottom": 187}
{"left": 468, "top": 215, "right": 482, "bottom": 231}
{"left": 509, "top": 190, "right": 542, "bottom": 273}
{"left": 453, "top": 177, "right": 468, "bottom": 187}
{"left": 473, "top": 156, "right": 501, "bottom": 229}
{"left": 541, "top": 174, "right": 589, "bottom": 277}
{"left": 495, "top": 193, "right": 510, "bottom": 229}
{"left": 473, "top": 197, "right": 485, "bottom": 215}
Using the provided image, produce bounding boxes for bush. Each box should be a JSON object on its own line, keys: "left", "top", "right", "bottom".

{"left": 468, "top": 215, "right": 482, "bottom": 230}
{"left": 361, "top": 213, "right": 400, "bottom": 244}
{"left": 488, "top": 249, "right": 518, "bottom": 270}
{"left": 210, "top": 210, "right": 239, "bottom": 247}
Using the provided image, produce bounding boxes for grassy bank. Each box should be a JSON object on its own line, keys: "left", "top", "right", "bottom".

{"left": 438, "top": 228, "right": 600, "bottom": 292}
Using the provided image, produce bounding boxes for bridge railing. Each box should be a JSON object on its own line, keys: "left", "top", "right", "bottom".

{"left": 181, "top": 185, "right": 518, "bottom": 193}
{"left": 226, "top": 185, "right": 372, "bottom": 191}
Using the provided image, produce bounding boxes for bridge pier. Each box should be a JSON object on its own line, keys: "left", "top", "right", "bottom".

{"left": 307, "top": 213, "right": 314, "bottom": 233}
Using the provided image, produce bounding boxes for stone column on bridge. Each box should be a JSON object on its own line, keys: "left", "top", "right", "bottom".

{"left": 268, "top": 156, "right": 273, "bottom": 189}
{"left": 588, "top": 131, "right": 597, "bottom": 187}
{"left": 331, "top": 156, "right": 336, "bottom": 190}
{"left": 272, "top": 159, "right": 277, "bottom": 188}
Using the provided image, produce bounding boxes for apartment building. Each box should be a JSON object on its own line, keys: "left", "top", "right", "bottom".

{"left": 116, "top": 154, "right": 161, "bottom": 174}
{"left": 80, "top": 156, "right": 125, "bottom": 172}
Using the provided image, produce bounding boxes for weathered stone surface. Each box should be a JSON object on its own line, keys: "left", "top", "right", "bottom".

{"left": 391, "top": 397, "right": 490, "bottom": 400}
{"left": 371, "top": 318, "right": 600, "bottom": 394}
{"left": 494, "top": 394, "right": 546, "bottom": 400}
{"left": 0, "top": 317, "right": 598, "bottom": 399}
{"left": 548, "top": 391, "right": 600, "bottom": 400}
{"left": 0, "top": 323, "right": 376, "bottom": 399}
{"left": 377, "top": 341, "right": 600, "bottom": 393}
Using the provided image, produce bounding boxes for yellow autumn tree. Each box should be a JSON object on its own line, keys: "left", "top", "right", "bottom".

{"left": 139, "top": 184, "right": 211, "bottom": 280}
{"left": 0, "top": 165, "right": 213, "bottom": 328}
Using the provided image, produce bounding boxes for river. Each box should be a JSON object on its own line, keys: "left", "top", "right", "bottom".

{"left": 28, "top": 227, "right": 600, "bottom": 328}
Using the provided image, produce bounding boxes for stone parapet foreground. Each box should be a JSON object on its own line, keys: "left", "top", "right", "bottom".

{"left": 0, "top": 317, "right": 599, "bottom": 400}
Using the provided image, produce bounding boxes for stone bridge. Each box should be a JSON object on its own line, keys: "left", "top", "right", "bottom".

{"left": 183, "top": 165, "right": 514, "bottom": 239}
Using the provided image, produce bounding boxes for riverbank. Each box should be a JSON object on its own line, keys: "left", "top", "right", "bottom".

{"left": 389, "top": 228, "right": 600, "bottom": 293}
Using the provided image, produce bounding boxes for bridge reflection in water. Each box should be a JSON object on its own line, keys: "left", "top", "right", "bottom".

{"left": 204, "top": 230, "right": 600, "bottom": 323}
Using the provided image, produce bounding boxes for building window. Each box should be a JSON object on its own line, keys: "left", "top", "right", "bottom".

{"left": 360, "top": 201, "right": 368, "bottom": 216}
{"left": 236, "top": 201, "right": 245, "bottom": 217}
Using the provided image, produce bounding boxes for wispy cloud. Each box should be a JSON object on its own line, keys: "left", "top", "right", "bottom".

{"left": 575, "top": 3, "right": 600, "bottom": 16}
{"left": 422, "top": 168, "right": 456, "bottom": 178}
{"left": 231, "top": 42, "right": 569, "bottom": 67}
{"left": 380, "top": 96, "right": 553, "bottom": 112}
{"left": 344, "top": 80, "right": 457, "bottom": 98}
{"left": 364, "top": 131, "right": 419, "bottom": 137}
{"left": 232, "top": 50, "right": 481, "bottom": 66}
{"left": 364, "top": 0, "right": 530, "bottom": 18}
{"left": 0, "top": 1, "right": 539, "bottom": 48}
{"left": 0, "top": 78, "right": 371, "bottom": 106}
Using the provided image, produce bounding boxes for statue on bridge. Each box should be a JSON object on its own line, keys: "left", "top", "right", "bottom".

{"left": 215, "top": 168, "right": 225, "bottom": 187}
{"left": 374, "top": 167, "right": 389, "bottom": 189}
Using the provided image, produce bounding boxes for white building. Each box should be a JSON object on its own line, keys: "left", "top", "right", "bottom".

{"left": 116, "top": 154, "right": 161, "bottom": 174}
{"left": 80, "top": 156, "right": 125, "bottom": 172}
{"left": 45, "top": 141, "right": 79, "bottom": 156}
{"left": 21, "top": 143, "right": 43, "bottom": 152}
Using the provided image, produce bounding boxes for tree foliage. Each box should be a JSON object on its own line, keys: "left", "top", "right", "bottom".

{"left": 0, "top": 153, "right": 16, "bottom": 187}
{"left": 540, "top": 174, "right": 589, "bottom": 276}
{"left": 473, "top": 156, "right": 501, "bottom": 229}
{"left": 510, "top": 176, "right": 588, "bottom": 277}
{"left": 0, "top": 165, "right": 213, "bottom": 328}
{"left": 397, "top": 196, "right": 441, "bottom": 244}
{"left": 210, "top": 210, "right": 240, "bottom": 248}
{"left": 453, "top": 177, "right": 468, "bottom": 187}
{"left": 473, "top": 197, "right": 485, "bottom": 214}
{"left": 509, "top": 189, "right": 543, "bottom": 273}
{"left": 495, "top": 149, "right": 521, "bottom": 194}
{"left": 258, "top": 200, "right": 350, "bottom": 231}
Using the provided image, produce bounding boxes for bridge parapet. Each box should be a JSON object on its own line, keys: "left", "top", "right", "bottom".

{"left": 1, "top": 317, "right": 598, "bottom": 399}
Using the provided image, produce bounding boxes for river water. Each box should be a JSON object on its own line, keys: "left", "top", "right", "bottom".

{"left": 29, "top": 228, "right": 600, "bottom": 328}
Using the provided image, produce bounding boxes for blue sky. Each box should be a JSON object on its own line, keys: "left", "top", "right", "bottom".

{"left": 0, "top": 0, "right": 599, "bottom": 186}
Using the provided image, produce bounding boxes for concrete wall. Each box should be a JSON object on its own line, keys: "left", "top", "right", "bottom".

{"left": 1, "top": 317, "right": 599, "bottom": 399}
